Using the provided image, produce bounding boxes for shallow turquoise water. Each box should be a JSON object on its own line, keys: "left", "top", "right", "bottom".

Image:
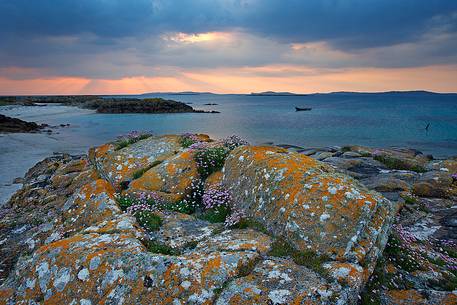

{"left": 74, "top": 93, "right": 457, "bottom": 157}
{"left": 1, "top": 92, "right": 456, "bottom": 204}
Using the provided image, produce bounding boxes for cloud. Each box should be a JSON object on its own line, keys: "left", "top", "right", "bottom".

{"left": 0, "top": 0, "right": 456, "bottom": 88}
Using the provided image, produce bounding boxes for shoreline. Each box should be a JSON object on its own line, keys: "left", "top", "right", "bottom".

{"left": 0, "top": 133, "right": 455, "bottom": 303}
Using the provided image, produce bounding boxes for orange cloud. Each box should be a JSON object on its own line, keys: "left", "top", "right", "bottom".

{"left": 0, "top": 65, "right": 456, "bottom": 95}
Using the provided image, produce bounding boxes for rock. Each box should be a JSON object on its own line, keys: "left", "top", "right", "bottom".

{"left": 0, "top": 114, "right": 46, "bottom": 133}
{"left": 89, "top": 135, "right": 182, "bottom": 187}
{"left": 5, "top": 134, "right": 455, "bottom": 304}
{"left": 127, "top": 150, "right": 199, "bottom": 203}
{"left": 216, "top": 258, "right": 344, "bottom": 305}
{"left": 0, "top": 154, "right": 93, "bottom": 285}
{"left": 412, "top": 171, "right": 454, "bottom": 198}
{"left": 204, "top": 171, "right": 223, "bottom": 190}
{"left": 223, "top": 146, "right": 397, "bottom": 266}
{"left": 372, "top": 148, "right": 430, "bottom": 172}
{"left": 323, "top": 156, "right": 386, "bottom": 179}
{"left": 148, "top": 211, "right": 223, "bottom": 251}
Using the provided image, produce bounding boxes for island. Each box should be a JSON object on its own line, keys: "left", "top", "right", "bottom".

{"left": 0, "top": 96, "right": 219, "bottom": 114}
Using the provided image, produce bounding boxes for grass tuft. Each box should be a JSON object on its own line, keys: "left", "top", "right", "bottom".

{"left": 268, "top": 238, "right": 330, "bottom": 277}
{"left": 135, "top": 210, "right": 162, "bottom": 231}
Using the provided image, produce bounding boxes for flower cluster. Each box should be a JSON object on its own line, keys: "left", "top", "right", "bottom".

{"left": 180, "top": 133, "right": 201, "bottom": 148}
{"left": 188, "top": 141, "right": 208, "bottom": 150}
{"left": 224, "top": 208, "right": 245, "bottom": 227}
{"left": 202, "top": 187, "right": 231, "bottom": 210}
{"left": 117, "top": 130, "right": 152, "bottom": 142}
{"left": 451, "top": 173, "right": 457, "bottom": 181}
{"left": 223, "top": 135, "right": 249, "bottom": 150}
{"left": 392, "top": 224, "right": 457, "bottom": 272}
{"left": 195, "top": 147, "right": 229, "bottom": 178}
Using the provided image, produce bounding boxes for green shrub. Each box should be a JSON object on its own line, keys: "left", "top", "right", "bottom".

{"left": 135, "top": 211, "right": 162, "bottom": 231}
{"left": 117, "top": 195, "right": 135, "bottom": 211}
{"left": 144, "top": 240, "right": 179, "bottom": 255}
{"left": 231, "top": 218, "right": 268, "bottom": 234}
{"left": 195, "top": 147, "right": 229, "bottom": 179}
{"left": 200, "top": 205, "right": 230, "bottom": 223}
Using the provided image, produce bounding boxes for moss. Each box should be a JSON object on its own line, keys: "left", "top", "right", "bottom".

{"left": 143, "top": 240, "right": 179, "bottom": 255}
{"left": 443, "top": 246, "right": 457, "bottom": 259}
{"left": 180, "top": 135, "right": 197, "bottom": 148}
{"left": 131, "top": 160, "right": 162, "bottom": 180}
{"left": 135, "top": 211, "right": 162, "bottom": 231}
{"left": 117, "top": 195, "right": 135, "bottom": 211}
{"left": 268, "top": 238, "right": 329, "bottom": 277}
{"left": 373, "top": 155, "right": 426, "bottom": 173}
{"left": 402, "top": 195, "right": 417, "bottom": 205}
{"left": 199, "top": 205, "right": 230, "bottom": 223}
{"left": 341, "top": 146, "right": 352, "bottom": 152}
{"left": 231, "top": 218, "right": 269, "bottom": 234}
{"left": 195, "top": 147, "right": 229, "bottom": 179}
{"left": 360, "top": 151, "right": 372, "bottom": 157}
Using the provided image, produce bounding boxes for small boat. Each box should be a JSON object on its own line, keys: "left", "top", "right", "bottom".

{"left": 295, "top": 107, "right": 312, "bottom": 111}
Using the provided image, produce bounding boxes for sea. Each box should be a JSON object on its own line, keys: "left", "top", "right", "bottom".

{"left": 1, "top": 92, "right": 457, "bottom": 204}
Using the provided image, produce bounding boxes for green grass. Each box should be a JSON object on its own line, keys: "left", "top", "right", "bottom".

{"left": 199, "top": 205, "right": 230, "bottom": 223}
{"left": 114, "top": 134, "right": 152, "bottom": 150}
{"left": 131, "top": 160, "right": 162, "bottom": 180}
{"left": 384, "top": 236, "right": 422, "bottom": 272}
{"left": 162, "top": 200, "right": 196, "bottom": 214}
{"left": 117, "top": 195, "right": 136, "bottom": 211}
{"left": 180, "top": 135, "right": 197, "bottom": 148}
{"left": 231, "top": 218, "right": 268, "bottom": 234}
{"left": 268, "top": 238, "right": 329, "bottom": 277}
{"left": 143, "top": 240, "right": 179, "bottom": 255}
{"left": 135, "top": 211, "right": 162, "bottom": 231}
{"left": 373, "top": 155, "right": 426, "bottom": 173}
{"left": 195, "top": 147, "right": 229, "bottom": 179}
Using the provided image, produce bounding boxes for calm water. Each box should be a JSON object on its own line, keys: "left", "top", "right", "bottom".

{"left": 1, "top": 92, "right": 457, "bottom": 204}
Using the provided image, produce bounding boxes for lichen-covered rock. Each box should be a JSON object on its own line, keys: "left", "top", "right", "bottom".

{"left": 127, "top": 150, "right": 199, "bottom": 203}
{"left": 413, "top": 171, "right": 455, "bottom": 198}
{"left": 148, "top": 211, "right": 223, "bottom": 251}
{"left": 223, "top": 146, "right": 398, "bottom": 267}
{"left": 89, "top": 135, "right": 182, "bottom": 187}
{"left": 0, "top": 154, "right": 93, "bottom": 285}
{"left": 215, "top": 258, "right": 343, "bottom": 305}
{"left": 1, "top": 230, "right": 262, "bottom": 304}
{"left": 204, "top": 171, "right": 223, "bottom": 191}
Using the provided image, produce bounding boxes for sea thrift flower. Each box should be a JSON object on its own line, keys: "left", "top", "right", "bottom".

{"left": 202, "top": 187, "right": 231, "bottom": 210}
{"left": 189, "top": 141, "right": 208, "bottom": 150}
{"left": 223, "top": 135, "right": 249, "bottom": 150}
{"left": 224, "top": 209, "right": 245, "bottom": 227}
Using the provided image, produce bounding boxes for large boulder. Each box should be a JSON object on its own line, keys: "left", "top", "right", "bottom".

{"left": 127, "top": 150, "right": 199, "bottom": 203}
{"left": 222, "top": 146, "right": 398, "bottom": 268}
{"left": 89, "top": 135, "right": 182, "bottom": 187}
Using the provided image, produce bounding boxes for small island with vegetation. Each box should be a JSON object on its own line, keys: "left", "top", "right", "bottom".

{"left": 0, "top": 95, "right": 219, "bottom": 114}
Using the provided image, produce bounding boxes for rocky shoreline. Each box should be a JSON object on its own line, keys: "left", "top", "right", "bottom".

{"left": 0, "top": 96, "right": 219, "bottom": 114}
{"left": 0, "top": 114, "right": 48, "bottom": 133}
{"left": 0, "top": 133, "right": 456, "bottom": 304}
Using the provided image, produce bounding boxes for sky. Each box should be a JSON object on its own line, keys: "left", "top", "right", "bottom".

{"left": 1, "top": 0, "right": 457, "bottom": 94}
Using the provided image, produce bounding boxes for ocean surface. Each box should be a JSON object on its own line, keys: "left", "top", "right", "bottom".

{"left": 1, "top": 92, "right": 457, "bottom": 204}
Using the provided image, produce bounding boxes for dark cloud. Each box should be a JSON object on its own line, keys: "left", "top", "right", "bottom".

{"left": 0, "top": 0, "right": 456, "bottom": 78}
